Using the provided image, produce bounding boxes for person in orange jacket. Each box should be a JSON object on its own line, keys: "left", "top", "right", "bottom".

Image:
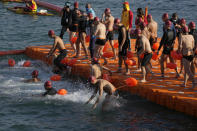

{"left": 121, "top": 1, "right": 133, "bottom": 51}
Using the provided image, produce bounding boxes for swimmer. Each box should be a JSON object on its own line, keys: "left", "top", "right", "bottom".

{"left": 85, "top": 3, "right": 96, "bottom": 18}
{"left": 178, "top": 26, "right": 196, "bottom": 88}
{"left": 91, "top": 57, "right": 112, "bottom": 79}
{"left": 157, "top": 20, "right": 179, "bottom": 78}
{"left": 101, "top": 8, "right": 116, "bottom": 59}
{"left": 113, "top": 18, "right": 130, "bottom": 75}
{"left": 24, "top": 70, "right": 41, "bottom": 83}
{"left": 135, "top": 29, "right": 153, "bottom": 82}
{"left": 46, "top": 30, "right": 67, "bottom": 74}
{"left": 93, "top": 17, "right": 107, "bottom": 64}
{"left": 42, "top": 81, "right": 57, "bottom": 96}
{"left": 147, "top": 14, "right": 158, "bottom": 49}
{"left": 85, "top": 76, "right": 117, "bottom": 110}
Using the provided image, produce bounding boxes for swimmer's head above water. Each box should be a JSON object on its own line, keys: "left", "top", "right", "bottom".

{"left": 44, "top": 81, "right": 52, "bottom": 90}
{"left": 31, "top": 70, "right": 38, "bottom": 78}
{"left": 48, "top": 30, "right": 55, "bottom": 38}
{"left": 89, "top": 76, "right": 97, "bottom": 84}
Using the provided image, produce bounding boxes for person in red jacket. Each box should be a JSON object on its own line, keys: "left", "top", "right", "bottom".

{"left": 121, "top": 1, "right": 133, "bottom": 51}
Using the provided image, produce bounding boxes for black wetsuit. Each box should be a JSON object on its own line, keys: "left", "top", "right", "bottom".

{"left": 106, "top": 31, "right": 114, "bottom": 41}
{"left": 60, "top": 8, "right": 72, "bottom": 39}
{"left": 78, "top": 15, "right": 87, "bottom": 33}
{"left": 69, "top": 8, "right": 80, "bottom": 32}
{"left": 43, "top": 87, "right": 57, "bottom": 96}
{"left": 118, "top": 25, "right": 129, "bottom": 56}
{"left": 158, "top": 28, "right": 175, "bottom": 55}
{"left": 53, "top": 49, "right": 67, "bottom": 71}
{"left": 87, "top": 19, "right": 95, "bottom": 58}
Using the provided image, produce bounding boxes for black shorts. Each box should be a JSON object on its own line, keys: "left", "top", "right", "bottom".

{"left": 163, "top": 47, "right": 173, "bottom": 55}
{"left": 106, "top": 31, "right": 114, "bottom": 41}
{"left": 69, "top": 25, "right": 78, "bottom": 32}
{"left": 95, "top": 39, "right": 106, "bottom": 46}
{"left": 183, "top": 55, "right": 194, "bottom": 62}
{"left": 53, "top": 49, "right": 67, "bottom": 70}
{"left": 141, "top": 53, "right": 152, "bottom": 66}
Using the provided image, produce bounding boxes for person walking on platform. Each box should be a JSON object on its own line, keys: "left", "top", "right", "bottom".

{"left": 59, "top": 1, "right": 72, "bottom": 39}
{"left": 135, "top": 29, "right": 153, "bottom": 82}
{"left": 101, "top": 8, "right": 116, "bottom": 59}
{"left": 157, "top": 20, "right": 179, "bottom": 78}
{"left": 178, "top": 26, "right": 196, "bottom": 88}
{"left": 113, "top": 18, "right": 130, "bottom": 75}
{"left": 121, "top": 1, "right": 133, "bottom": 51}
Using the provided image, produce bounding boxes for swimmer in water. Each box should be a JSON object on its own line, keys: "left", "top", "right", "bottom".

{"left": 85, "top": 76, "right": 117, "bottom": 110}
{"left": 24, "top": 70, "right": 41, "bottom": 83}
{"left": 42, "top": 81, "right": 57, "bottom": 96}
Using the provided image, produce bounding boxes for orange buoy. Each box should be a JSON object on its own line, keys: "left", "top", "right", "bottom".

{"left": 8, "top": 59, "right": 15, "bottom": 67}
{"left": 140, "top": 53, "right": 144, "bottom": 59}
{"left": 102, "top": 52, "right": 114, "bottom": 58}
{"left": 170, "top": 51, "right": 176, "bottom": 59}
{"left": 71, "top": 37, "right": 77, "bottom": 43}
{"left": 152, "top": 43, "right": 159, "bottom": 50}
{"left": 166, "top": 63, "right": 177, "bottom": 69}
{"left": 23, "top": 60, "right": 31, "bottom": 67}
{"left": 125, "top": 59, "right": 136, "bottom": 66}
{"left": 102, "top": 73, "right": 111, "bottom": 82}
{"left": 85, "top": 35, "right": 90, "bottom": 43}
{"left": 125, "top": 77, "right": 138, "bottom": 87}
{"left": 113, "top": 42, "right": 119, "bottom": 48}
{"left": 57, "top": 89, "right": 67, "bottom": 95}
{"left": 50, "top": 75, "right": 61, "bottom": 81}
{"left": 152, "top": 52, "right": 159, "bottom": 61}
{"left": 102, "top": 43, "right": 110, "bottom": 52}
{"left": 61, "top": 58, "right": 69, "bottom": 65}
{"left": 127, "top": 51, "right": 133, "bottom": 59}
{"left": 67, "top": 58, "right": 77, "bottom": 67}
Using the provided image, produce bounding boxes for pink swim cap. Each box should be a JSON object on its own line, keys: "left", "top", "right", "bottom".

{"left": 48, "top": 30, "right": 55, "bottom": 36}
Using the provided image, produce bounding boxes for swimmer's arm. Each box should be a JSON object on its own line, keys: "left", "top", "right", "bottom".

{"left": 47, "top": 39, "right": 57, "bottom": 57}
{"left": 92, "top": 83, "right": 103, "bottom": 109}
{"left": 42, "top": 91, "right": 49, "bottom": 96}
{"left": 102, "top": 66, "right": 112, "bottom": 75}
{"left": 93, "top": 26, "right": 99, "bottom": 36}
{"left": 85, "top": 87, "right": 98, "bottom": 104}
{"left": 178, "top": 35, "right": 183, "bottom": 53}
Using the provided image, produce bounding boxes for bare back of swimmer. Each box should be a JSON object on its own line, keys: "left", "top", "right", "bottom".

{"left": 85, "top": 76, "right": 116, "bottom": 110}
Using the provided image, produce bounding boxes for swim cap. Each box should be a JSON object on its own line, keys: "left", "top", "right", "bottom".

{"left": 189, "top": 21, "right": 196, "bottom": 29}
{"left": 32, "top": 70, "right": 38, "bottom": 77}
{"left": 162, "top": 13, "right": 169, "bottom": 20}
{"left": 105, "top": 8, "right": 111, "bottom": 14}
{"left": 74, "top": 1, "right": 78, "bottom": 8}
{"left": 114, "top": 18, "right": 120, "bottom": 24}
{"left": 88, "top": 13, "right": 93, "bottom": 18}
{"left": 44, "top": 81, "right": 52, "bottom": 87}
{"left": 134, "top": 28, "right": 141, "bottom": 36}
{"left": 123, "top": 1, "right": 129, "bottom": 5}
{"left": 48, "top": 30, "right": 55, "bottom": 36}
{"left": 65, "top": 1, "right": 71, "bottom": 7}
{"left": 180, "top": 18, "right": 186, "bottom": 25}
{"left": 165, "top": 20, "right": 172, "bottom": 27}
{"left": 182, "top": 25, "right": 189, "bottom": 33}
{"left": 88, "top": 76, "right": 96, "bottom": 83}
{"left": 147, "top": 14, "right": 152, "bottom": 19}
{"left": 94, "top": 17, "right": 100, "bottom": 22}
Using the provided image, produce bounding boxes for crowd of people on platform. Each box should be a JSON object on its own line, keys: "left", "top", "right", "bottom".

{"left": 25, "top": 1, "right": 197, "bottom": 110}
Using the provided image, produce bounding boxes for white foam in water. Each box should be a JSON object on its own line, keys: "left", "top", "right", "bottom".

{"left": 0, "top": 59, "right": 124, "bottom": 110}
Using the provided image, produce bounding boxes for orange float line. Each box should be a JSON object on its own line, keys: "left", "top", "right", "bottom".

{"left": 24, "top": 38, "right": 197, "bottom": 117}
{"left": 0, "top": 49, "right": 25, "bottom": 56}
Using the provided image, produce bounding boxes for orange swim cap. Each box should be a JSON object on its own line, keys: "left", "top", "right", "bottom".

{"left": 123, "top": 1, "right": 129, "bottom": 5}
